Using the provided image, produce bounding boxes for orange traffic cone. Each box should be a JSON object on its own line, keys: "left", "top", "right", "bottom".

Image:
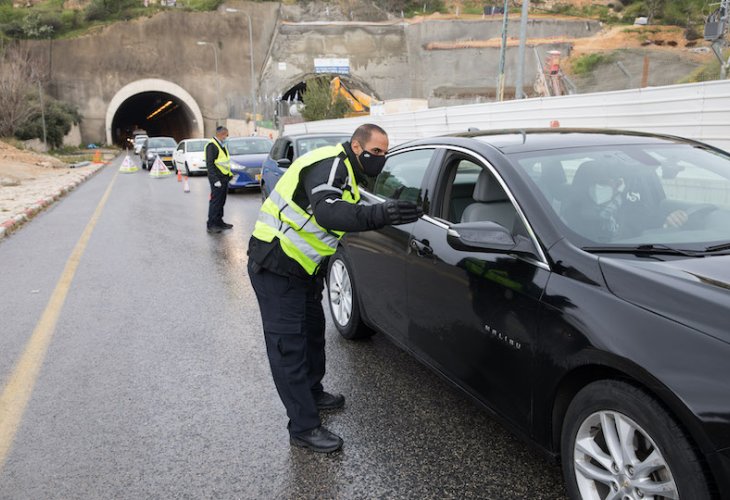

{"left": 92, "top": 150, "right": 102, "bottom": 164}
{"left": 177, "top": 169, "right": 182, "bottom": 182}
{"left": 183, "top": 176, "right": 190, "bottom": 193}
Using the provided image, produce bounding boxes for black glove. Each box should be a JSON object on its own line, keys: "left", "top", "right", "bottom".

{"left": 379, "top": 200, "right": 423, "bottom": 226}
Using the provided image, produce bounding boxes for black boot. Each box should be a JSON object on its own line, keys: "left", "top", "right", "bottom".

{"left": 290, "top": 426, "right": 343, "bottom": 453}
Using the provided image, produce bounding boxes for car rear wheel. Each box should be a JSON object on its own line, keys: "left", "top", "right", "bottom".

{"left": 327, "top": 249, "right": 373, "bottom": 340}
{"left": 561, "top": 380, "right": 710, "bottom": 500}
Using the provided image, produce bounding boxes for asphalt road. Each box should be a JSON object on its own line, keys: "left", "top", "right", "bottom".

{"left": 0, "top": 155, "right": 568, "bottom": 499}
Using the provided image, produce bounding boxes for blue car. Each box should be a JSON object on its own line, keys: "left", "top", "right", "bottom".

{"left": 260, "top": 133, "right": 350, "bottom": 201}
{"left": 226, "top": 137, "right": 274, "bottom": 192}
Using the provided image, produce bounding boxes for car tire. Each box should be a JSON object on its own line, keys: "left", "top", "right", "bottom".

{"left": 561, "top": 380, "right": 711, "bottom": 500}
{"left": 260, "top": 182, "right": 267, "bottom": 203}
{"left": 326, "top": 249, "right": 373, "bottom": 340}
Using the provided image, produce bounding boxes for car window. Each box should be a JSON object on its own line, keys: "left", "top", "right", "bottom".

{"left": 227, "top": 139, "right": 273, "bottom": 155}
{"left": 511, "top": 144, "right": 730, "bottom": 247}
{"left": 134, "top": 136, "right": 147, "bottom": 145}
{"left": 372, "top": 149, "right": 434, "bottom": 204}
{"left": 437, "top": 157, "right": 519, "bottom": 232}
{"left": 185, "top": 140, "right": 208, "bottom": 153}
{"left": 148, "top": 138, "right": 176, "bottom": 148}
{"left": 176, "top": 143, "right": 184, "bottom": 152}
{"left": 284, "top": 142, "right": 295, "bottom": 162}
{"left": 270, "top": 139, "right": 285, "bottom": 160}
{"left": 296, "top": 136, "right": 349, "bottom": 156}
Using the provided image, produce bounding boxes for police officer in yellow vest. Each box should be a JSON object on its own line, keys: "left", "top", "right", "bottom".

{"left": 248, "top": 124, "right": 421, "bottom": 453}
{"left": 206, "top": 126, "right": 233, "bottom": 234}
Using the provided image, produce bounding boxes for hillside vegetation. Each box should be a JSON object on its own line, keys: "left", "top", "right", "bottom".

{"left": 0, "top": 0, "right": 716, "bottom": 40}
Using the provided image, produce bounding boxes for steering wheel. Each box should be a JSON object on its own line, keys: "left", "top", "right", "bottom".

{"left": 673, "top": 203, "right": 717, "bottom": 230}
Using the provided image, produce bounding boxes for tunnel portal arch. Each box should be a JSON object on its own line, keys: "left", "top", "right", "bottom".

{"left": 106, "top": 79, "right": 204, "bottom": 146}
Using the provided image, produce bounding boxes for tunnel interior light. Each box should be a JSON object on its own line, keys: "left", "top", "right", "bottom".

{"left": 147, "top": 100, "right": 174, "bottom": 120}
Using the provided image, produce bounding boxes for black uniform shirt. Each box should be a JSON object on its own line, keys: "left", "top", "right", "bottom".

{"left": 248, "top": 142, "right": 383, "bottom": 279}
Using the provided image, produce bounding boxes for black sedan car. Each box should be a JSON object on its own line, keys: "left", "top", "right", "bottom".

{"left": 326, "top": 129, "right": 730, "bottom": 499}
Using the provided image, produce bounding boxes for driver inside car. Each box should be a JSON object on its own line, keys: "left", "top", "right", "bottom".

{"left": 565, "top": 161, "right": 689, "bottom": 242}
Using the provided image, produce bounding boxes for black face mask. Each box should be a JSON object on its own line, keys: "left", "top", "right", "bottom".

{"left": 357, "top": 149, "right": 386, "bottom": 177}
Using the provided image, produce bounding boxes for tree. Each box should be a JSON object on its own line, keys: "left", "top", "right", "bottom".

{"left": 645, "top": 0, "right": 665, "bottom": 24}
{"left": 301, "top": 77, "right": 350, "bottom": 122}
{"left": 0, "top": 44, "right": 41, "bottom": 137}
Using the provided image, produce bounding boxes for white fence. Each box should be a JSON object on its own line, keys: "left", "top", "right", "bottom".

{"left": 284, "top": 80, "right": 730, "bottom": 152}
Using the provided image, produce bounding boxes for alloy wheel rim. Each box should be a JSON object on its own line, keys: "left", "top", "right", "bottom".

{"left": 328, "top": 260, "right": 352, "bottom": 327}
{"left": 573, "top": 410, "right": 678, "bottom": 500}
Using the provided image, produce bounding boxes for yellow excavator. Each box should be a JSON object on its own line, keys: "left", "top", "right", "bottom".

{"left": 330, "top": 77, "right": 372, "bottom": 117}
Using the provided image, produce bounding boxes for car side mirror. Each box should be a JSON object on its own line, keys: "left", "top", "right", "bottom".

{"left": 447, "top": 221, "right": 537, "bottom": 256}
{"left": 276, "top": 158, "right": 292, "bottom": 169}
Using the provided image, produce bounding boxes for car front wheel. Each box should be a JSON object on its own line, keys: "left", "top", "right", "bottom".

{"left": 561, "top": 380, "right": 711, "bottom": 500}
{"left": 326, "top": 249, "right": 373, "bottom": 340}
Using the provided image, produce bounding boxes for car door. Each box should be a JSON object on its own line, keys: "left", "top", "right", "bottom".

{"left": 343, "top": 147, "right": 437, "bottom": 345}
{"left": 173, "top": 141, "right": 185, "bottom": 171}
{"left": 406, "top": 149, "right": 549, "bottom": 430}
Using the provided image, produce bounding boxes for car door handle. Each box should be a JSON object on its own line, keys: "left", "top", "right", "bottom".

{"left": 410, "top": 238, "right": 433, "bottom": 257}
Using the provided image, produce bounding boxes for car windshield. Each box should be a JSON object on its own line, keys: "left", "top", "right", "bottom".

{"left": 148, "top": 138, "right": 176, "bottom": 148}
{"left": 296, "top": 136, "right": 350, "bottom": 156}
{"left": 134, "top": 136, "right": 147, "bottom": 145}
{"left": 511, "top": 143, "right": 730, "bottom": 249}
{"left": 228, "top": 138, "right": 273, "bottom": 155}
{"left": 185, "top": 140, "right": 208, "bottom": 153}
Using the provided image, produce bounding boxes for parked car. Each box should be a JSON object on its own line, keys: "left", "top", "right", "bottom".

{"left": 140, "top": 136, "right": 177, "bottom": 170}
{"left": 132, "top": 134, "right": 148, "bottom": 155}
{"left": 326, "top": 129, "right": 730, "bottom": 499}
{"left": 173, "top": 138, "right": 209, "bottom": 176}
{"left": 260, "top": 133, "right": 350, "bottom": 200}
{"left": 227, "top": 136, "right": 273, "bottom": 191}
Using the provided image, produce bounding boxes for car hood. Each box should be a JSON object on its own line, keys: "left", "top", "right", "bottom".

{"left": 231, "top": 153, "right": 267, "bottom": 168}
{"left": 601, "top": 255, "right": 730, "bottom": 344}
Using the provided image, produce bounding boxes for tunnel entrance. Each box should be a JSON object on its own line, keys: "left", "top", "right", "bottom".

{"left": 111, "top": 92, "right": 195, "bottom": 146}
{"left": 276, "top": 74, "right": 378, "bottom": 127}
{"left": 106, "top": 79, "right": 204, "bottom": 146}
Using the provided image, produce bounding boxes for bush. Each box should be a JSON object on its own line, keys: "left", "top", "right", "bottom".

{"left": 301, "top": 77, "right": 350, "bottom": 122}
{"left": 14, "top": 95, "right": 80, "bottom": 149}
{"left": 572, "top": 53, "right": 612, "bottom": 75}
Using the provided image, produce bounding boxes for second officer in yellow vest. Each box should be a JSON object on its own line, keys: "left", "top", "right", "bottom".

{"left": 206, "top": 126, "right": 233, "bottom": 233}
{"left": 248, "top": 124, "right": 421, "bottom": 453}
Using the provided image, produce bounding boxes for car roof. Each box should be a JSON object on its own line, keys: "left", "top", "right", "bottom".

{"left": 393, "top": 128, "right": 706, "bottom": 155}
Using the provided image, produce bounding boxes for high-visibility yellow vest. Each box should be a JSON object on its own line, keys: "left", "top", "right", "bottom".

{"left": 209, "top": 138, "right": 232, "bottom": 176}
{"left": 252, "top": 144, "right": 360, "bottom": 275}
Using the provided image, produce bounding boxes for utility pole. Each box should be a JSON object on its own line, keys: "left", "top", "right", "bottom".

{"left": 705, "top": 0, "right": 730, "bottom": 79}
{"left": 37, "top": 81, "right": 47, "bottom": 150}
{"left": 515, "top": 0, "right": 529, "bottom": 99}
{"left": 497, "top": 0, "right": 510, "bottom": 101}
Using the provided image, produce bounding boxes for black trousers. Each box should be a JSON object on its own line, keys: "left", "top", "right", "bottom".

{"left": 248, "top": 262, "right": 326, "bottom": 434}
{"left": 207, "top": 176, "right": 229, "bottom": 228}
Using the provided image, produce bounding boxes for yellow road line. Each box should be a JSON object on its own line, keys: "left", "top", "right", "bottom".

{"left": 0, "top": 168, "right": 119, "bottom": 471}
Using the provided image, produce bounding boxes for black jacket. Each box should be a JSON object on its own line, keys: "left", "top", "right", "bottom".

{"left": 248, "top": 142, "right": 386, "bottom": 278}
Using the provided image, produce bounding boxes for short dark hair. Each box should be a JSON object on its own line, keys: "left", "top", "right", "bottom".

{"left": 216, "top": 126, "right": 228, "bottom": 134}
{"left": 351, "top": 123, "right": 386, "bottom": 145}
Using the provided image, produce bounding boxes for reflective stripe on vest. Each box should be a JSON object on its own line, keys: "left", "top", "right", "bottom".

{"left": 208, "top": 139, "right": 231, "bottom": 176}
{"left": 252, "top": 144, "right": 360, "bottom": 275}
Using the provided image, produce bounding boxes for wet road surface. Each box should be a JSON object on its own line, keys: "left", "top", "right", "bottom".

{"left": 0, "top": 155, "right": 567, "bottom": 499}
